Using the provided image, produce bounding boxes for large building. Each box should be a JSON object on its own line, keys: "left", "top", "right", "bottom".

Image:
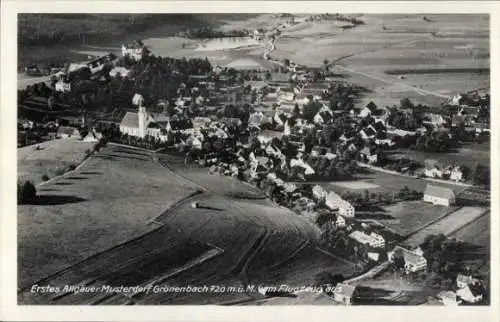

{"left": 349, "top": 231, "right": 385, "bottom": 248}
{"left": 423, "top": 184, "right": 456, "bottom": 206}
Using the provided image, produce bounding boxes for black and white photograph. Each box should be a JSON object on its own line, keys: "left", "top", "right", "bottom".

{"left": 3, "top": 2, "right": 496, "bottom": 313}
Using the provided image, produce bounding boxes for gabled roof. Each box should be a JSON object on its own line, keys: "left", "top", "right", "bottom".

{"left": 373, "top": 121, "right": 386, "bottom": 133}
{"left": 361, "top": 127, "right": 376, "bottom": 137}
{"left": 120, "top": 112, "right": 139, "bottom": 128}
{"left": 424, "top": 184, "right": 455, "bottom": 200}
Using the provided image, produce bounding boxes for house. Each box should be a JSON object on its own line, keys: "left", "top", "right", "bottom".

{"left": 109, "top": 66, "right": 131, "bottom": 78}
{"left": 57, "top": 126, "right": 80, "bottom": 139}
{"left": 437, "top": 291, "right": 461, "bottom": 306}
{"left": 423, "top": 184, "right": 455, "bottom": 206}
{"left": 55, "top": 80, "right": 71, "bottom": 92}
{"left": 333, "top": 283, "right": 357, "bottom": 305}
{"left": 424, "top": 159, "right": 445, "bottom": 178}
{"left": 122, "top": 40, "right": 147, "bottom": 61}
{"left": 367, "top": 252, "right": 380, "bottom": 262}
{"left": 424, "top": 113, "right": 447, "bottom": 127}
{"left": 192, "top": 117, "right": 211, "bottom": 130}
{"left": 349, "top": 231, "right": 385, "bottom": 248}
{"left": 456, "top": 274, "right": 480, "bottom": 289}
{"left": 336, "top": 215, "right": 346, "bottom": 228}
{"left": 450, "top": 166, "right": 464, "bottom": 182}
{"left": 359, "top": 147, "right": 378, "bottom": 164}
{"left": 312, "top": 185, "right": 327, "bottom": 201}
{"left": 313, "top": 109, "right": 334, "bottom": 125}
{"left": 360, "top": 126, "right": 377, "bottom": 140}
{"left": 82, "top": 130, "right": 102, "bottom": 143}
{"left": 387, "top": 246, "right": 427, "bottom": 273}
{"left": 456, "top": 281, "right": 485, "bottom": 304}
{"left": 358, "top": 107, "right": 372, "bottom": 118}
{"left": 248, "top": 111, "right": 265, "bottom": 127}
{"left": 372, "top": 108, "right": 390, "bottom": 125}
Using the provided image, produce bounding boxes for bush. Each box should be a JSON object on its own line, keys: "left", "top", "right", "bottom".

{"left": 41, "top": 174, "right": 50, "bottom": 181}
{"left": 18, "top": 180, "right": 37, "bottom": 204}
{"left": 55, "top": 168, "right": 65, "bottom": 176}
{"left": 85, "top": 148, "right": 92, "bottom": 155}
{"left": 67, "top": 164, "right": 77, "bottom": 171}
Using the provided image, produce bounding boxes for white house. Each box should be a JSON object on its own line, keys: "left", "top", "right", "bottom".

{"left": 359, "top": 147, "right": 378, "bottom": 164}
{"left": 456, "top": 282, "right": 485, "bottom": 304}
{"left": 82, "top": 129, "right": 102, "bottom": 143}
{"left": 312, "top": 185, "right": 327, "bottom": 201}
{"left": 338, "top": 200, "right": 355, "bottom": 218}
{"left": 55, "top": 80, "right": 71, "bottom": 92}
{"left": 358, "top": 107, "right": 372, "bottom": 118}
{"left": 349, "top": 231, "right": 385, "bottom": 248}
{"left": 450, "top": 166, "right": 464, "bottom": 182}
{"left": 335, "top": 215, "right": 346, "bottom": 228}
{"left": 122, "top": 40, "right": 147, "bottom": 61}
{"left": 423, "top": 184, "right": 455, "bottom": 207}
{"left": 388, "top": 246, "right": 427, "bottom": 273}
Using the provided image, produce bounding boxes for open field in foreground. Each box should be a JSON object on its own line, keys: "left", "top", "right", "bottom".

{"left": 18, "top": 145, "right": 199, "bottom": 288}
{"left": 403, "top": 206, "right": 488, "bottom": 247}
{"left": 18, "top": 137, "right": 95, "bottom": 186}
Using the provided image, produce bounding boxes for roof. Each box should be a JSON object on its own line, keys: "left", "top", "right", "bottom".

{"left": 120, "top": 112, "right": 139, "bottom": 128}
{"left": 170, "top": 119, "right": 194, "bottom": 131}
{"left": 467, "top": 282, "right": 486, "bottom": 297}
{"left": 457, "top": 274, "right": 476, "bottom": 284}
{"left": 391, "top": 246, "right": 426, "bottom": 265}
{"left": 225, "top": 58, "right": 270, "bottom": 71}
{"left": 424, "top": 184, "right": 455, "bottom": 200}
{"left": 334, "top": 283, "right": 356, "bottom": 297}
{"left": 373, "top": 121, "right": 386, "bottom": 132}
{"left": 424, "top": 159, "right": 440, "bottom": 170}
{"left": 362, "top": 127, "right": 377, "bottom": 137}
{"left": 360, "top": 147, "right": 373, "bottom": 155}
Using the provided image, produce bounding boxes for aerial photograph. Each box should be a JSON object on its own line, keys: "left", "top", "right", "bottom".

{"left": 17, "top": 13, "right": 490, "bottom": 305}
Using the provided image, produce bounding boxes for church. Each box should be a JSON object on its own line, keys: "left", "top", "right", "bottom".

{"left": 119, "top": 93, "right": 194, "bottom": 142}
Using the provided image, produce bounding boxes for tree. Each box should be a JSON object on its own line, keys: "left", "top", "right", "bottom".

{"left": 18, "top": 180, "right": 37, "bottom": 204}
{"left": 473, "top": 163, "right": 490, "bottom": 186}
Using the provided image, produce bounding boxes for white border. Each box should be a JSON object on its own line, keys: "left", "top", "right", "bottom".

{"left": 1, "top": 1, "right": 498, "bottom": 321}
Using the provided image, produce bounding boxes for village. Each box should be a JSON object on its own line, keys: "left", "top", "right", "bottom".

{"left": 16, "top": 14, "right": 490, "bottom": 306}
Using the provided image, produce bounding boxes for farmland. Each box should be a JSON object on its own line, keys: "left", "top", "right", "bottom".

{"left": 403, "top": 206, "right": 488, "bottom": 247}
{"left": 362, "top": 201, "right": 458, "bottom": 236}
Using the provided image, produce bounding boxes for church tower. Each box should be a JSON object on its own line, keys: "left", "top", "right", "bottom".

{"left": 138, "top": 104, "right": 147, "bottom": 138}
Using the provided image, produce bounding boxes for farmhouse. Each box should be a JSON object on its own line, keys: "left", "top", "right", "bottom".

{"left": 450, "top": 166, "right": 464, "bottom": 182}
{"left": 388, "top": 246, "right": 427, "bottom": 273}
{"left": 333, "top": 283, "right": 357, "bottom": 305}
{"left": 349, "top": 231, "right": 385, "bottom": 248}
{"left": 423, "top": 184, "right": 455, "bottom": 206}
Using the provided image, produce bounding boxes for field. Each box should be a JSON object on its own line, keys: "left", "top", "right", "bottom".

{"left": 17, "top": 137, "right": 95, "bottom": 186}
{"left": 390, "top": 142, "right": 491, "bottom": 169}
{"left": 19, "top": 145, "right": 353, "bottom": 304}
{"left": 329, "top": 169, "right": 465, "bottom": 196}
{"left": 18, "top": 144, "right": 199, "bottom": 288}
{"left": 362, "top": 201, "right": 458, "bottom": 236}
{"left": 403, "top": 206, "right": 488, "bottom": 247}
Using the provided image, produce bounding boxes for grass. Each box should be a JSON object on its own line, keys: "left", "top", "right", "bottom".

{"left": 19, "top": 144, "right": 331, "bottom": 304}
{"left": 403, "top": 206, "right": 488, "bottom": 247}
{"left": 373, "top": 201, "right": 459, "bottom": 236}
{"left": 17, "top": 137, "right": 95, "bottom": 186}
{"left": 18, "top": 144, "right": 200, "bottom": 289}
